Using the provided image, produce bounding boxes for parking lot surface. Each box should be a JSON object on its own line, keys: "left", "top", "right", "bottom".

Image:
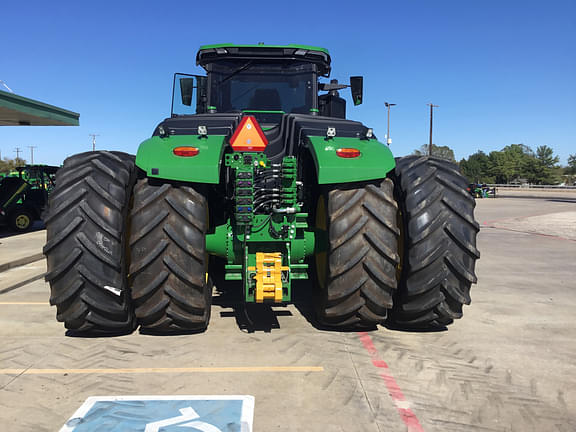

{"left": 0, "top": 197, "right": 575, "bottom": 431}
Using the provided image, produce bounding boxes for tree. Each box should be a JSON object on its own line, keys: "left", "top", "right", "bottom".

{"left": 460, "top": 151, "right": 492, "bottom": 183}
{"left": 565, "top": 154, "right": 576, "bottom": 175}
{"left": 522, "top": 157, "right": 547, "bottom": 184}
{"left": 413, "top": 144, "right": 456, "bottom": 162}
{"left": 536, "top": 145, "right": 559, "bottom": 168}
{"left": 488, "top": 150, "right": 512, "bottom": 183}
{"left": 531, "top": 145, "right": 560, "bottom": 184}
{"left": 0, "top": 157, "right": 25, "bottom": 175}
{"left": 461, "top": 143, "right": 563, "bottom": 185}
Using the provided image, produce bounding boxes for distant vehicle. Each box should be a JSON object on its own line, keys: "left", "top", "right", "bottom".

{"left": 467, "top": 183, "right": 496, "bottom": 198}
{"left": 0, "top": 165, "right": 59, "bottom": 232}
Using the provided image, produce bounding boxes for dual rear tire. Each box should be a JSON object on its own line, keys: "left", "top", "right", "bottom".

{"left": 129, "top": 179, "right": 211, "bottom": 333}
{"left": 314, "top": 156, "right": 479, "bottom": 329}
{"left": 391, "top": 156, "right": 480, "bottom": 328}
{"left": 44, "top": 152, "right": 478, "bottom": 334}
{"left": 44, "top": 152, "right": 211, "bottom": 335}
{"left": 314, "top": 179, "right": 399, "bottom": 328}
{"left": 43, "top": 151, "right": 136, "bottom": 334}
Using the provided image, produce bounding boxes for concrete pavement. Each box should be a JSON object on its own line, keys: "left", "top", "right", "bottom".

{"left": 0, "top": 197, "right": 575, "bottom": 431}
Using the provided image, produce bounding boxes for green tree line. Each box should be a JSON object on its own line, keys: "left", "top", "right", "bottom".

{"left": 0, "top": 157, "right": 27, "bottom": 175}
{"left": 414, "top": 144, "right": 575, "bottom": 185}
{"left": 459, "top": 144, "right": 575, "bottom": 185}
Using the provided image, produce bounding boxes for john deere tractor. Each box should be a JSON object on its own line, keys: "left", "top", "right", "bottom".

{"left": 44, "top": 44, "right": 479, "bottom": 334}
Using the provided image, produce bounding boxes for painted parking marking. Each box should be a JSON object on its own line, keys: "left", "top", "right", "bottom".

{"left": 60, "top": 395, "right": 254, "bottom": 432}
{"left": 0, "top": 366, "right": 324, "bottom": 375}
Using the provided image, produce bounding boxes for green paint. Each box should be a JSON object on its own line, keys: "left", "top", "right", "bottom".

{"left": 135, "top": 135, "right": 226, "bottom": 184}
{"left": 199, "top": 43, "right": 330, "bottom": 55}
{"left": 205, "top": 223, "right": 230, "bottom": 259}
{"left": 209, "top": 152, "right": 318, "bottom": 303}
{"left": 0, "top": 89, "right": 79, "bottom": 126}
{"left": 306, "top": 136, "right": 396, "bottom": 184}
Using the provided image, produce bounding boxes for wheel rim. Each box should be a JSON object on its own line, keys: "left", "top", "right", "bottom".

{"left": 15, "top": 214, "right": 31, "bottom": 229}
{"left": 315, "top": 196, "right": 328, "bottom": 289}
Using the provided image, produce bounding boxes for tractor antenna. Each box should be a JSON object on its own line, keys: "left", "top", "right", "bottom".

{"left": 427, "top": 103, "right": 439, "bottom": 156}
{"left": 89, "top": 134, "right": 100, "bottom": 152}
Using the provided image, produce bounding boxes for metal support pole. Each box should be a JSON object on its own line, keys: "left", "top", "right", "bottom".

{"left": 89, "top": 134, "right": 100, "bottom": 152}
{"left": 384, "top": 102, "right": 396, "bottom": 145}
{"left": 27, "top": 146, "right": 37, "bottom": 164}
{"left": 427, "top": 104, "right": 439, "bottom": 156}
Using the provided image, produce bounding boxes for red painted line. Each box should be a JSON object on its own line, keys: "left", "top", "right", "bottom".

{"left": 358, "top": 332, "right": 425, "bottom": 432}
{"left": 483, "top": 225, "right": 575, "bottom": 242}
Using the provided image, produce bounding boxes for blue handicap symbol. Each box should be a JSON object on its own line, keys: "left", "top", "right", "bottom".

{"left": 61, "top": 396, "right": 254, "bottom": 432}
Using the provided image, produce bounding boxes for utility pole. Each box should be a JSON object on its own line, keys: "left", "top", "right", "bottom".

{"left": 89, "top": 134, "right": 100, "bottom": 151}
{"left": 384, "top": 102, "right": 396, "bottom": 145}
{"left": 427, "top": 103, "right": 439, "bottom": 156}
{"left": 14, "top": 147, "right": 22, "bottom": 162}
{"left": 27, "top": 146, "right": 37, "bottom": 164}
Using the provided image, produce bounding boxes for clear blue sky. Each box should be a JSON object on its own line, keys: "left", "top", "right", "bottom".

{"left": 1, "top": 0, "right": 575, "bottom": 166}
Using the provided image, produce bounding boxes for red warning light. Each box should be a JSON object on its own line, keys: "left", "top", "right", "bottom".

{"left": 173, "top": 146, "right": 199, "bottom": 157}
{"left": 336, "top": 148, "right": 361, "bottom": 158}
{"left": 230, "top": 116, "right": 268, "bottom": 152}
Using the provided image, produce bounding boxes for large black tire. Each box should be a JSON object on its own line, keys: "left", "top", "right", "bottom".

{"left": 129, "top": 178, "right": 211, "bottom": 333}
{"left": 391, "top": 156, "right": 480, "bottom": 328}
{"left": 314, "top": 179, "right": 399, "bottom": 328}
{"left": 43, "top": 151, "right": 136, "bottom": 334}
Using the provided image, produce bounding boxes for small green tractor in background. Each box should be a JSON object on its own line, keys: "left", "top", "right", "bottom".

{"left": 44, "top": 44, "right": 479, "bottom": 334}
{"left": 0, "top": 164, "right": 58, "bottom": 232}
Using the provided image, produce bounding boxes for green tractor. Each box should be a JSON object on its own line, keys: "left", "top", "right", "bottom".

{"left": 44, "top": 44, "right": 479, "bottom": 334}
{"left": 0, "top": 165, "right": 58, "bottom": 232}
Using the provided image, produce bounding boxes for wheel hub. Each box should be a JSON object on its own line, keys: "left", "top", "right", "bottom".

{"left": 15, "top": 214, "right": 30, "bottom": 229}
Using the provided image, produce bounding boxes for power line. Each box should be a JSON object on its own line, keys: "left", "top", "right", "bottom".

{"left": 27, "top": 146, "right": 37, "bottom": 164}
{"left": 14, "top": 147, "right": 22, "bottom": 161}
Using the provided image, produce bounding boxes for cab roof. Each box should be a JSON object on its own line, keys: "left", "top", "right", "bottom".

{"left": 196, "top": 44, "right": 331, "bottom": 76}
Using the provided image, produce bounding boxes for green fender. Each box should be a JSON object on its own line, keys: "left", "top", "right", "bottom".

{"left": 306, "top": 136, "right": 396, "bottom": 184}
{"left": 135, "top": 135, "right": 226, "bottom": 183}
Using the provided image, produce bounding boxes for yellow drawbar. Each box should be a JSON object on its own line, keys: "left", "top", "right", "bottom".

{"left": 248, "top": 252, "right": 288, "bottom": 303}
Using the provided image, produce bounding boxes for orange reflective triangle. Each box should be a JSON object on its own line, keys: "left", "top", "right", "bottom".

{"left": 230, "top": 116, "right": 268, "bottom": 152}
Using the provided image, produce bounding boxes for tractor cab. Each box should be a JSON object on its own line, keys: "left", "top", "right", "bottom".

{"left": 171, "top": 44, "right": 362, "bottom": 126}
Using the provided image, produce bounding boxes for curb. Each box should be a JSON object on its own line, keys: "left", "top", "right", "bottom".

{"left": 0, "top": 272, "right": 46, "bottom": 295}
{"left": 0, "top": 253, "right": 45, "bottom": 274}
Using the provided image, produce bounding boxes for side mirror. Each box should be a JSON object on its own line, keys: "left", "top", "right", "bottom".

{"left": 180, "top": 78, "right": 194, "bottom": 106}
{"left": 350, "top": 76, "right": 363, "bottom": 106}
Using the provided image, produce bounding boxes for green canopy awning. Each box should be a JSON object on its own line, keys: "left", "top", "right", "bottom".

{"left": 0, "top": 89, "right": 79, "bottom": 126}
